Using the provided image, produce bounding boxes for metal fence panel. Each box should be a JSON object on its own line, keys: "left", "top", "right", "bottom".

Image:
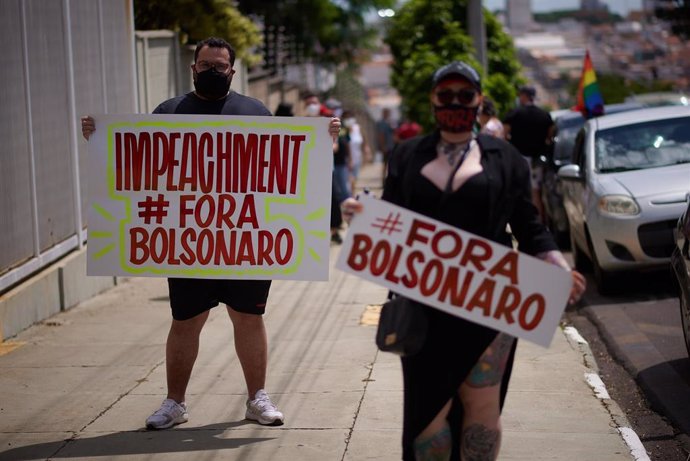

{"left": 0, "top": 0, "right": 136, "bottom": 292}
{"left": 0, "top": 0, "right": 34, "bottom": 271}
{"left": 102, "top": 0, "right": 136, "bottom": 114}
{"left": 25, "top": 0, "right": 76, "bottom": 252}
{"left": 70, "top": 0, "right": 107, "bottom": 229}
{"left": 136, "top": 31, "right": 181, "bottom": 113}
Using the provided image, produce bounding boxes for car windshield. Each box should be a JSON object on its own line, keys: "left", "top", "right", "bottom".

{"left": 552, "top": 105, "right": 645, "bottom": 162}
{"left": 595, "top": 116, "right": 690, "bottom": 173}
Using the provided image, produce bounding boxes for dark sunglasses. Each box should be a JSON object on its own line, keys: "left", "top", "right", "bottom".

{"left": 435, "top": 88, "right": 477, "bottom": 105}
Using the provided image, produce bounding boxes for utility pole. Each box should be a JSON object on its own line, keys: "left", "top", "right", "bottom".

{"left": 467, "top": 0, "right": 488, "bottom": 72}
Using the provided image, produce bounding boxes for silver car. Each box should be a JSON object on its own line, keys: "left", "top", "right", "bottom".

{"left": 558, "top": 106, "right": 690, "bottom": 294}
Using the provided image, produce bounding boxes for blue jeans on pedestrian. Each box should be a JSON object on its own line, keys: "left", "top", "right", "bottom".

{"left": 333, "top": 164, "right": 351, "bottom": 202}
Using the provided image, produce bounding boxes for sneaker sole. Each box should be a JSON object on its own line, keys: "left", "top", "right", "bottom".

{"left": 245, "top": 412, "right": 284, "bottom": 426}
{"left": 145, "top": 416, "right": 188, "bottom": 430}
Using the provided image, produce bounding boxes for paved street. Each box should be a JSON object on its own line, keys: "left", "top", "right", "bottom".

{"left": 0, "top": 162, "right": 641, "bottom": 461}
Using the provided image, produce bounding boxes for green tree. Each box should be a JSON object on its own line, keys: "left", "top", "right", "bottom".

{"left": 237, "top": 0, "right": 395, "bottom": 66}
{"left": 385, "top": 0, "right": 523, "bottom": 131}
{"left": 134, "top": 0, "right": 264, "bottom": 66}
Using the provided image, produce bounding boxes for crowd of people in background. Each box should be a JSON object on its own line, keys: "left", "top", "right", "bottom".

{"left": 274, "top": 82, "right": 554, "bottom": 234}
{"left": 276, "top": 93, "right": 426, "bottom": 245}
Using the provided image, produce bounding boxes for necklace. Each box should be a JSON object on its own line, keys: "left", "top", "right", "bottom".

{"left": 438, "top": 137, "right": 474, "bottom": 166}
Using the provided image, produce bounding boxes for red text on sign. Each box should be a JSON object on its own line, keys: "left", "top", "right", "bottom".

{"left": 346, "top": 233, "right": 544, "bottom": 331}
{"left": 129, "top": 227, "right": 294, "bottom": 267}
{"left": 114, "top": 131, "right": 306, "bottom": 195}
{"left": 179, "top": 194, "right": 258, "bottom": 229}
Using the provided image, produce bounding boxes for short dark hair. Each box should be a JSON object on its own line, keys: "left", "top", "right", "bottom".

{"left": 301, "top": 90, "right": 317, "bottom": 101}
{"left": 194, "top": 37, "right": 236, "bottom": 66}
{"left": 274, "top": 102, "right": 294, "bottom": 116}
{"left": 519, "top": 85, "right": 536, "bottom": 100}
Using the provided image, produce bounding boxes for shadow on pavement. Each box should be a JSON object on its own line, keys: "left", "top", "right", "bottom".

{"left": 0, "top": 421, "right": 273, "bottom": 460}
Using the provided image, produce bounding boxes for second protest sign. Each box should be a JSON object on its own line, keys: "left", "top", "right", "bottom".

{"left": 335, "top": 195, "right": 572, "bottom": 347}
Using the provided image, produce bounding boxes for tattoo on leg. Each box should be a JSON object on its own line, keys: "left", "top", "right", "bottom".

{"left": 414, "top": 426, "right": 452, "bottom": 461}
{"left": 461, "top": 423, "right": 499, "bottom": 461}
{"left": 466, "top": 334, "right": 515, "bottom": 388}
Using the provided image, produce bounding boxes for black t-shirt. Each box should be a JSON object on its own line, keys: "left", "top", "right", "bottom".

{"left": 153, "top": 91, "right": 271, "bottom": 116}
{"left": 502, "top": 105, "right": 553, "bottom": 158}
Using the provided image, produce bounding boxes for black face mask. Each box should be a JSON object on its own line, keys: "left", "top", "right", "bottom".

{"left": 433, "top": 104, "right": 479, "bottom": 133}
{"left": 194, "top": 68, "right": 231, "bottom": 100}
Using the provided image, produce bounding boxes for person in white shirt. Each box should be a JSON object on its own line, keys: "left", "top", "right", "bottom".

{"left": 342, "top": 110, "right": 371, "bottom": 194}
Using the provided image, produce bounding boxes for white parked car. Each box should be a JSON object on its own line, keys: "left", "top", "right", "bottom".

{"left": 558, "top": 106, "right": 690, "bottom": 294}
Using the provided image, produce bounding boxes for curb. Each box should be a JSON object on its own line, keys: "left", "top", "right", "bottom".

{"left": 582, "top": 304, "right": 690, "bottom": 437}
{"left": 562, "top": 323, "right": 651, "bottom": 461}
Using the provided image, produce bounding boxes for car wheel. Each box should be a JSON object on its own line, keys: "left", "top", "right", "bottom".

{"left": 569, "top": 231, "right": 590, "bottom": 272}
{"left": 680, "top": 289, "right": 690, "bottom": 358}
{"left": 589, "top": 240, "right": 617, "bottom": 296}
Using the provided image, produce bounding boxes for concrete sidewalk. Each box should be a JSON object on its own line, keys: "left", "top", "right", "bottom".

{"left": 0, "top": 162, "right": 641, "bottom": 460}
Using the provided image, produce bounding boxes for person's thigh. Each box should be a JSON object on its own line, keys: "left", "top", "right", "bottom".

{"left": 464, "top": 333, "right": 516, "bottom": 389}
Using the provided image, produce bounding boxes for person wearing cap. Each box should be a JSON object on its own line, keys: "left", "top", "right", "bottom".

{"left": 502, "top": 86, "right": 554, "bottom": 224}
{"left": 340, "top": 61, "right": 585, "bottom": 460}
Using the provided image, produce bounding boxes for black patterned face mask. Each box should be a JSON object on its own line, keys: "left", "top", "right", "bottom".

{"left": 433, "top": 104, "right": 479, "bottom": 133}
{"left": 194, "top": 68, "right": 232, "bottom": 100}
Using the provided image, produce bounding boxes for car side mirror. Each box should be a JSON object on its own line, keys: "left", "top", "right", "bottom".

{"left": 557, "top": 164, "right": 583, "bottom": 181}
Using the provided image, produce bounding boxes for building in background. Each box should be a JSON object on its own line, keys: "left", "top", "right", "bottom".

{"left": 506, "top": 0, "right": 533, "bottom": 35}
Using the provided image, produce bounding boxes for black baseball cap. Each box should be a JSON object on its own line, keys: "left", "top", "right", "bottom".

{"left": 431, "top": 61, "right": 482, "bottom": 92}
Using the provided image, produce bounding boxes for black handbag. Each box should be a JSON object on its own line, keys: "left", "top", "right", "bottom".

{"left": 375, "top": 296, "right": 428, "bottom": 356}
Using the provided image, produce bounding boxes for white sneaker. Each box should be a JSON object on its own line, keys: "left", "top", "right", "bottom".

{"left": 245, "top": 389, "right": 284, "bottom": 426}
{"left": 145, "top": 398, "right": 189, "bottom": 430}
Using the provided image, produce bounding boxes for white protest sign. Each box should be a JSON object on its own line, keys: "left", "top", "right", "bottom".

{"left": 335, "top": 195, "right": 572, "bottom": 347}
{"left": 87, "top": 114, "right": 332, "bottom": 280}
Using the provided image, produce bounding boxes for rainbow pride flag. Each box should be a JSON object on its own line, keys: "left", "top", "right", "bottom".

{"left": 574, "top": 51, "right": 604, "bottom": 118}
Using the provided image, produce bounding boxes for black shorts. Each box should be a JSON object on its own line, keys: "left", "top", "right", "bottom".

{"left": 167, "top": 278, "right": 272, "bottom": 321}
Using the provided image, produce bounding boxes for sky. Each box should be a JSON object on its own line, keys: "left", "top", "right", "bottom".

{"left": 483, "top": 0, "right": 643, "bottom": 16}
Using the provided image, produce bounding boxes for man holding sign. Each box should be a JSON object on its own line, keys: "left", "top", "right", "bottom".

{"left": 82, "top": 37, "right": 341, "bottom": 430}
{"left": 340, "top": 61, "right": 585, "bottom": 460}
